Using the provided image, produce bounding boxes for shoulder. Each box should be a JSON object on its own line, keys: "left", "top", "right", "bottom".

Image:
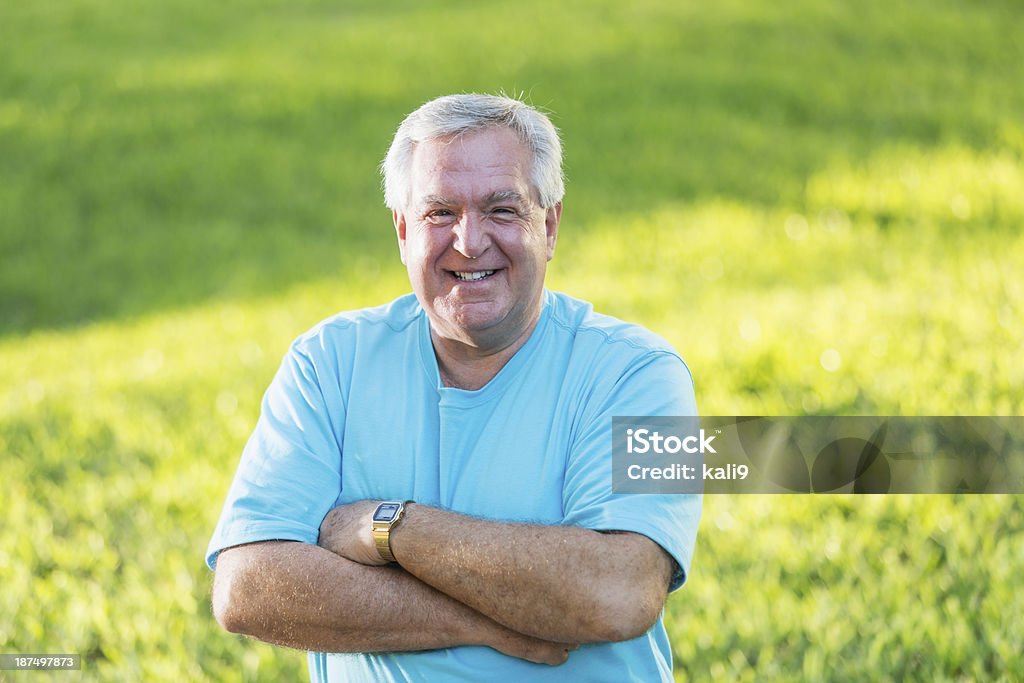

{"left": 289, "top": 293, "right": 422, "bottom": 359}
{"left": 544, "top": 290, "right": 693, "bottom": 384}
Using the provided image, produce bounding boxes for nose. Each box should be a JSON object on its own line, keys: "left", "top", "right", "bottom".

{"left": 452, "top": 211, "right": 489, "bottom": 259}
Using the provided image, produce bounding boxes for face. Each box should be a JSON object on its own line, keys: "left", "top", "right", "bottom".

{"left": 393, "top": 126, "right": 561, "bottom": 351}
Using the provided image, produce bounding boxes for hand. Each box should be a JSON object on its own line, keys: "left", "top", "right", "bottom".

{"left": 484, "top": 624, "right": 578, "bottom": 666}
{"left": 318, "top": 500, "right": 388, "bottom": 566}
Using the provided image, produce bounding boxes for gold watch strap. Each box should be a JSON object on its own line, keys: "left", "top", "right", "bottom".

{"left": 372, "top": 500, "right": 412, "bottom": 563}
{"left": 373, "top": 524, "right": 397, "bottom": 563}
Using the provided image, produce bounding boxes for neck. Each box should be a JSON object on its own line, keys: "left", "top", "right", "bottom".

{"left": 431, "top": 309, "right": 542, "bottom": 391}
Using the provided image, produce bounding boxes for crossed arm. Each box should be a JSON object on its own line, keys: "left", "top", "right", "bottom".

{"left": 212, "top": 501, "right": 675, "bottom": 664}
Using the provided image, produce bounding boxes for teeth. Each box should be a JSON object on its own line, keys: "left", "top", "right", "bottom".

{"left": 453, "top": 270, "right": 495, "bottom": 281}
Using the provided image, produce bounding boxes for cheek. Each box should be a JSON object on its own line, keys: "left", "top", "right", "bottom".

{"left": 404, "top": 233, "right": 430, "bottom": 260}
{"left": 523, "top": 231, "right": 552, "bottom": 263}
{"left": 405, "top": 234, "right": 447, "bottom": 273}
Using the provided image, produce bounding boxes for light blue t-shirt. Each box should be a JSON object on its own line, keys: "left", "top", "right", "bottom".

{"left": 207, "top": 289, "right": 701, "bottom": 682}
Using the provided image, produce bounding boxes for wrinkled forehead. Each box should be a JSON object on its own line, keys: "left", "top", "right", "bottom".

{"left": 407, "top": 127, "right": 538, "bottom": 205}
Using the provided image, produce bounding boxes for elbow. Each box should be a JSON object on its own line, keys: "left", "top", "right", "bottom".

{"left": 596, "top": 605, "right": 662, "bottom": 644}
{"left": 211, "top": 552, "right": 258, "bottom": 636}
{"left": 212, "top": 583, "right": 246, "bottom": 635}
{"left": 578, "top": 583, "right": 664, "bottom": 643}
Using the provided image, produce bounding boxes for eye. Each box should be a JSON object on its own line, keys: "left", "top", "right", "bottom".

{"left": 491, "top": 207, "right": 517, "bottom": 216}
{"left": 426, "top": 209, "right": 454, "bottom": 219}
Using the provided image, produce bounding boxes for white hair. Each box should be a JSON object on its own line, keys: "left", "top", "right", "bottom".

{"left": 381, "top": 93, "right": 565, "bottom": 210}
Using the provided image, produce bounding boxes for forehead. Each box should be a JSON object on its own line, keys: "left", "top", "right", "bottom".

{"left": 408, "top": 127, "right": 534, "bottom": 203}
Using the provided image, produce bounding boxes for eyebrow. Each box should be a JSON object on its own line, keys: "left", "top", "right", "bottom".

{"left": 418, "top": 191, "right": 530, "bottom": 209}
{"left": 483, "top": 190, "right": 527, "bottom": 206}
{"left": 421, "top": 194, "right": 456, "bottom": 207}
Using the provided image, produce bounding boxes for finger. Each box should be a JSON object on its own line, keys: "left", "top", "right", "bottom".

{"left": 539, "top": 645, "right": 570, "bottom": 666}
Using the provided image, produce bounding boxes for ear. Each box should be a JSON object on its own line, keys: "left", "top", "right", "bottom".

{"left": 393, "top": 209, "right": 408, "bottom": 265}
{"left": 544, "top": 202, "right": 562, "bottom": 261}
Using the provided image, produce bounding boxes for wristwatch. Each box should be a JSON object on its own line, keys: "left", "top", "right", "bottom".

{"left": 372, "top": 500, "right": 412, "bottom": 563}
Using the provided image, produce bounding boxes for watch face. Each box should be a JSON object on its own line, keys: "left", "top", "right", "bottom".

{"left": 373, "top": 503, "right": 401, "bottom": 522}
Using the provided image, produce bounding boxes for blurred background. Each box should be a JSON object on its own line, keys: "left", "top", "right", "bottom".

{"left": 1, "top": 0, "right": 1021, "bottom": 680}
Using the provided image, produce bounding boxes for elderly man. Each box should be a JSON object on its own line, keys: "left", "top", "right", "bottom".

{"left": 207, "top": 94, "right": 701, "bottom": 682}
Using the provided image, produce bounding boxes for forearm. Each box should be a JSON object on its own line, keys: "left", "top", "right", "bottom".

{"left": 212, "top": 540, "right": 569, "bottom": 663}
{"left": 389, "top": 505, "right": 672, "bottom": 643}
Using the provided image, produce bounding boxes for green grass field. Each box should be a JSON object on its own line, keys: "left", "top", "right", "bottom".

{"left": 1, "top": 0, "right": 1022, "bottom": 680}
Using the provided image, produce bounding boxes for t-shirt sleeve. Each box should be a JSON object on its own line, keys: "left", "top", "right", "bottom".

{"left": 561, "top": 350, "right": 701, "bottom": 592}
{"left": 205, "top": 342, "right": 344, "bottom": 570}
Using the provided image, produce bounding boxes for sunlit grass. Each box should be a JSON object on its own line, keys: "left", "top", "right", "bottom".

{"left": 672, "top": 495, "right": 1024, "bottom": 681}
{"left": 2, "top": 0, "right": 1022, "bottom": 679}
{"left": 2, "top": 183, "right": 1020, "bottom": 677}
{"left": 0, "top": 273, "right": 410, "bottom": 679}
{"left": 553, "top": 145, "right": 1023, "bottom": 416}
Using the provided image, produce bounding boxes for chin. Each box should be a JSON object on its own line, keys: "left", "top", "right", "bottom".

{"left": 438, "top": 301, "right": 504, "bottom": 326}
{"left": 449, "top": 314, "right": 502, "bottom": 335}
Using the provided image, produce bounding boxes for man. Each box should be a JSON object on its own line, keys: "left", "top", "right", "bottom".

{"left": 207, "top": 93, "right": 701, "bottom": 682}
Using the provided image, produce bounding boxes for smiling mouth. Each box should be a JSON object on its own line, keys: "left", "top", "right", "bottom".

{"left": 451, "top": 270, "right": 496, "bottom": 282}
